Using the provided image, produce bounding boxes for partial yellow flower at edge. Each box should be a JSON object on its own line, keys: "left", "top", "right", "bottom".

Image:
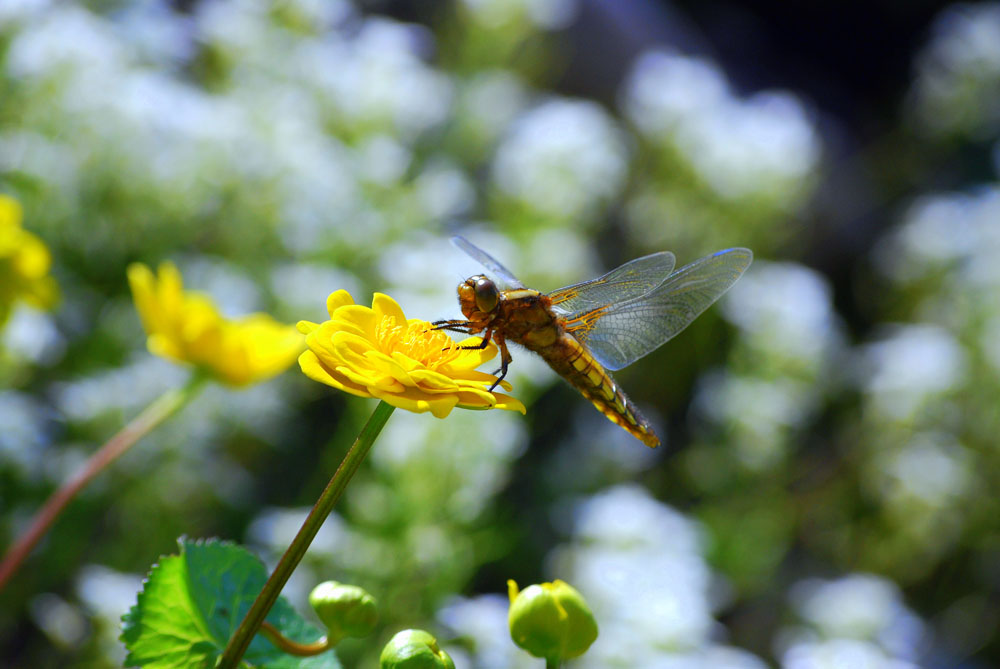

{"left": 298, "top": 290, "right": 525, "bottom": 418}
{"left": 0, "top": 195, "right": 58, "bottom": 325}
{"left": 127, "top": 262, "right": 304, "bottom": 387}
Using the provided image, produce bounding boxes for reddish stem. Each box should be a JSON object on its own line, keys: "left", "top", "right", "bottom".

{"left": 0, "top": 376, "right": 205, "bottom": 591}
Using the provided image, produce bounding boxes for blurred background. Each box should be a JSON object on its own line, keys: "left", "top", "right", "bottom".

{"left": 2, "top": 0, "right": 999, "bottom": 666}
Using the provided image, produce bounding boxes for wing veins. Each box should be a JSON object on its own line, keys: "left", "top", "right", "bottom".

{"left": 550, "top": 252, "right": 676, "bottom": 316}
{"left": 568, "top": 248, "right": 753, "bottom": 370}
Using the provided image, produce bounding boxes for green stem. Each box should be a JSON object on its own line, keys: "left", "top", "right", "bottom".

{"left": 217, "top": 400, "right": 396, "bottom": 668}
{"left": 0, "top": 373, "right": 207, "bottom": 592}
{"left": 259, "top": 621, "right": 331, "bottom": 656}
{"left": 546, "top": 659, "right": 560, "bottom": 669}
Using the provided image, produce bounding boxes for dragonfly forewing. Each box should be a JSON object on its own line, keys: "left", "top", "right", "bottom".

{"left": 548, "top": 252, "right": 677, "bottom": 315}
{"left": 565, "top": 247, "right": 753, "bottom": 370}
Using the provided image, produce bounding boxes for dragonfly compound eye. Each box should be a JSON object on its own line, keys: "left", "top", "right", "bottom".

{"left": 474, "top": 277, "right": 499, "bottom": 313}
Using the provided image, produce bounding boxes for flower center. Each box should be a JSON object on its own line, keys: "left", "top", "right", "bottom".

{"left": 375, "top": 316, "right": 461, "bottom": 367}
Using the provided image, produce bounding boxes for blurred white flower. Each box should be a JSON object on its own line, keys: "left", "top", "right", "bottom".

{"left": 783, "top": 574, "right": 928, "bottom": 666}
{"left": 695, "top": 374, "right": 816, "bottom": 469}
{"left": 879, "top": 186, "right": 1000, "bottom": 287}
{"left": 722, "top": 261, "right": 843, "bottom": 368}
{"left": 0, "top": 131, "right": 80, "bottom": 194}
{"left": 523, "top": 228, "right": 598, "bottom": 287}
{"left": 555, "top": 485, "right": 720, "bottom": 663}
{"left": 247, "top": 506, "right": 350, "bottom": 557}
{"left": 3, "top": 305, "right": 65, "bottom": 365}
{"left": 0, "top": 391, "right": 52, "bottom": 475}
{"left": 5, "top": 5, "right": 126, "bottom": 80}
{"left": 0, "top": 0, "right": 50, "bottom": 25}
{"left": 194, "top": 0, "right": 274, "bottom": 59}
{"left": 622, "top": 51, "right": 731, "bottom": 137}
{"left": 645, "top": 647, "right": 768, "bottom": 669}
{"left": 699, "top": 262, "right": 843, "bottom": 468}
{"left": 622, "top": 51, "right": 819, "bottom": 204}
{"left": 492, "top": 98, "right": 629, "bottom": 220}
{"left": 437, "top": 483, "right": 768, "bottom": 667}
{"left": 438, "top": 595, "right": 537, "bottom": 669}
{"left": 270, "top": 262, "right": 362, "bottom": 317}
{"left": 458, "top": 70, "right": 530, "bottom": 146}
{"left": 792, "top": 575, "right": 904, "bottom": 640}
{"left": 28, "top": 593, "right": 87, "bottom": 648}
{"left": 871, "top": 432, "right": 972, "bottom": 509}
{"left": 76, "top": 564, "right": 143, "bottom": 627}
{"left": 52, "top": 355, "right": 187, "bottom": 422}
{"left": 356, "top": 134, "right": 412, "bottom": 186}
{"left": 572, "top": 484, "right": 702, "bottom": 555}
{"left": 177, "top": 256, "right": 264, "bottom": 318}
{"left": 305, "top": 18, "right": 453, "bottom": 140}
{"left": 858, "top": 324, "right": 967, "bottom": 420}
{"left": 415, "top": 160, "right": 476, "bottom": 220}
{"left": 370, "top": 407, "right": 527, "bottom": 523}
{"left": 782, "top": 638, "right": 917, "bottom": 669}
{"left": 682, "top": 92, "right": 818, "bottom": 201}
{"left": 114, "top": 0, "right": 194, "bottom": 67}
{"left": 909, "top": 3, "right": 1000, "bottom": 137}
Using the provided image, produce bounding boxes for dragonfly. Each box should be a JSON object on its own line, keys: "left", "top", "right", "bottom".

{"left": 433, "top": 237, "right": 753, "bottom": 447}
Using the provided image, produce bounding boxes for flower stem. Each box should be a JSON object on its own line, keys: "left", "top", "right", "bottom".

{"left": 217, "top": 400, "right": 396, "bottom": 668}
{"left": 0, "top": 373, "right": 208, "bottom": 592}
{"left": 546, "top": 659, "right": 560, "bottom": 669}
{"left": 259, "top": 621, "right": 331, "bottom": 656}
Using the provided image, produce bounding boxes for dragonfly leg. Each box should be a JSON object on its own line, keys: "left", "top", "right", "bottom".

{"left": 431, "top": 320, "right": 481, "bottom": 352}
{"left": 430, "top": 319, "right": 476, "bottom": 332}
{"left": 488, "top": 335, "right": 513, "bottom": 392}
{"left": 457, "top": 328, "right": 493, "bottom": 351}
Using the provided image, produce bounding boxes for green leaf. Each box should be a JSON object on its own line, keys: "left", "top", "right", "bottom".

{"left": 121, "top": 537, "right": 340, "bottom": 669}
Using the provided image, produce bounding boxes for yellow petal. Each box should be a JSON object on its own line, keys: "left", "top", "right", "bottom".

{"left": 369, "top": 384, "right": 461, "bottom": 418}
{"left": 371, "top": 292, "right": 406, "bottom": 327}
{"left": 363, "top": 350, "right": 416, "bottom": 386}
{"left": 297, "top": 320, "right": 320, "bottom": 335}
{"left": 408, "top": 369, "right": 461, "bottom": 391}
{"left": 334, "top": 305, "right": 379, "bottom": 340}
{"left": 326, "top": 289, "right": 355, "bottom": 317}
{"left": 298, "top": 351, "right": 373, "bottom": 398}
{"left": 128, "top": 261, "right": 302, "bottom": 386}
{"left": 0, "top": 195, "right": 22, "bottom": 228}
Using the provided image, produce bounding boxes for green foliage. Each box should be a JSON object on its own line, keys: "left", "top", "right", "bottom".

{"left": 121, "top": 538, "right": 339, "bottom": 669}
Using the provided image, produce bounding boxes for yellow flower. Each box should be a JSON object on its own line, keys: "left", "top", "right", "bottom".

{"left": 127, "top": 262, "right": 304, "bottom": 386}
{"left": 0, "top": 195, "right": 58, "bottom": 325}
{"left": 298, "top": 290, "right": 525, "bottom": 417}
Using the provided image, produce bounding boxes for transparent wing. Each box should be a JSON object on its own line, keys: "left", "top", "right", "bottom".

{"left": 548, "top": 252, "right": 676, "bottom": 315}
{"left": 451, "top": 236, "right": 525, "bottom": 288}
{"left": 564, "top": 248, "right": 753, "bottom": 370}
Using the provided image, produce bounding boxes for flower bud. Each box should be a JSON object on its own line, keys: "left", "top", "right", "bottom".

{"left": 507, "top": 579, "right": 598, "bottom": 662}
{"left": 308, "top": 581, "right": 378, "bottom": 645}
{"left": 380, "top": 629, "right": 455, "bottom": 669}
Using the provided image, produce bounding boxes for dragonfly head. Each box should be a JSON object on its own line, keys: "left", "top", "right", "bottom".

{"left": 458, "top": 274, "right": 500, "bottom": 321}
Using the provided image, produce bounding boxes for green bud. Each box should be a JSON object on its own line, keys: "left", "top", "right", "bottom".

{"left": 308, "top": 581, "right": 378, "bottom": 645}
{"left": 380, "top": 629, "right": 456, "bottom": 669}
{"left": 507, "top": 579, "right": 598, "bottom": 662}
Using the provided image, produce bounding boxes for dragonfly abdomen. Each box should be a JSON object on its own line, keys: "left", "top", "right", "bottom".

{"left": 539, "top": 334, "right": 660, "bottom": 448}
